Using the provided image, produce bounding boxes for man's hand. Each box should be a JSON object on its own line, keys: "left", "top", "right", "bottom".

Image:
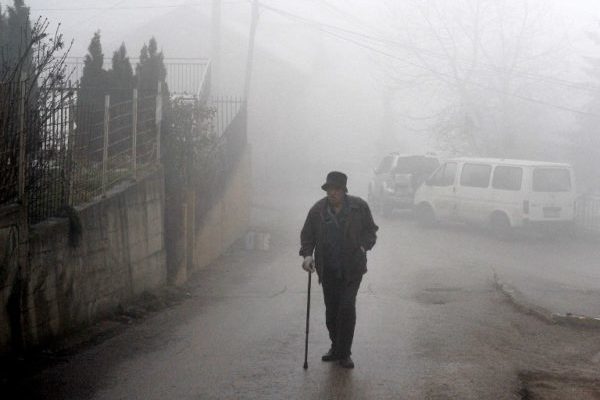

{"left": 302, "top": 256, "right": 316, "bottom": 273}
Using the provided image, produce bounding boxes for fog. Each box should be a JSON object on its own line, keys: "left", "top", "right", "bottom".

{"left": 18, "top": 0, "right": 600, "bottom": 198}
{"left": 4, "top": 2, "right": 600, "bottom": 397}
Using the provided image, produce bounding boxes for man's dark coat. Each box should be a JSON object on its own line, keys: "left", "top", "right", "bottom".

{"left": 300, "top": 195, "right": 378, "bottom": 282}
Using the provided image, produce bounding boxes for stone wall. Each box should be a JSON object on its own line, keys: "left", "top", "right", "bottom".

{"left": 0, "top": 168, "right": 167, "bottom": 353}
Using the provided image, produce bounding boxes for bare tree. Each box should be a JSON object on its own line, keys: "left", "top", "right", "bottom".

{"left": 0, "top": 17, "right": 73, "bottom": 205}
{"left": 382, "top": 0, "right": 570, "bottom": 157}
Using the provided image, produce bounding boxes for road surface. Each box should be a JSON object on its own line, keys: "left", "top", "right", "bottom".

{"left": 8, "top": 198, "right": 600, "bottom": 399}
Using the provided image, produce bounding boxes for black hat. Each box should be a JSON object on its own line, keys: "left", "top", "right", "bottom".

{"left": 321, "top": 171, "right": 348, "bottom": 192}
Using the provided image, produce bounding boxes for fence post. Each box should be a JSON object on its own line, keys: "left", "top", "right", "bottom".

{"left": 156, "top": 81, "right": 163, "bottom": 163}
{"left": 17, "top": 71, "right": 30, "bottom": 351}
{"left": 132, "top": 88, "right": 138, "bottom": 180}
{"left": 186, "top": 189, "right": 196, "bottom": 272}
{"left": 178, "top": 202, "right": 189, "bottom": 286}
{"left": 67, "top": 97, "right": 75, "bottom": 206}
{"left": 18, "top": 73, "right": 27, "bottom": 204}
{"left": 102, "top": 94, "right": 110, "bottom": 197}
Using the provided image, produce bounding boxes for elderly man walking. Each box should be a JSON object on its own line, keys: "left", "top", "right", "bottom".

{"left": 300, "top": 171, "right": 378, "bottom": 368}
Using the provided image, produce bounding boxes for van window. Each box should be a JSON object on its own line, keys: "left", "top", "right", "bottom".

{"left": 460, "top": 164, "right": 491, "bottom": 188}
{"left": 533, "top": 168, "right": 571, "bottom": 192}
{"left": 376, "top": 156, "right": 394, "bottom": 174}
{"left": 429, "top": 162, "right": 457, "bottom": 187}
{"left": 492, "top": 166, "right": 523, "bottom": 191}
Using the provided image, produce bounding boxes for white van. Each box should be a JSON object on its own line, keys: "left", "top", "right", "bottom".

{"left": 413, "top": 158, "right": 576, "bottom": 231}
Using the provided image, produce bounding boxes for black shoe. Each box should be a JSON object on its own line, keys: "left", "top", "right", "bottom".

{"left": 321, "top": 348, "right": 340, "bottom": 362}
{"left": 338, "top": 356, "right": 354, "bottom": 369}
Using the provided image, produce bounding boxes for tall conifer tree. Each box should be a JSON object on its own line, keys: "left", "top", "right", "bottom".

{"left": 5, "top": 0, "right": 32, "bottom": 70}
{"left": 136, "top": 37, "right": 169, "bottom": 97}
{"left": 79, "top": 31, "right": 107, "bottom": 109}
{"left": 77, "top": 31, "right": 107, "bottom": 155}
{"left": 108, "top": 43, "right": 134, "bottom": 104}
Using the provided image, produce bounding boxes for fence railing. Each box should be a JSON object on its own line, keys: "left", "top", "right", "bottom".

{"left": 2, "top": 61, "right": 246, "bottom": 226}
{"left": 576, "top": 195, "right": 600, "bottom": 235}
{"left": 67, "top": 90, "right": 160, "bottom": 207}
{"left": 210, "top": 96, "right": 245, "bottom": 138}
{"left": 0, "top": 77, "right": 162, "bottom": 224}
{"left": 0, "top": 79, "right": 22, "bottom": 206}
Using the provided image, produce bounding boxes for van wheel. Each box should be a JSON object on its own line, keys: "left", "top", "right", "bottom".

{"left": 416, "top": 204, "right": 436, "bottom": 227}
{"left": 490, "top": 212, "right": 511, "bottom": 240}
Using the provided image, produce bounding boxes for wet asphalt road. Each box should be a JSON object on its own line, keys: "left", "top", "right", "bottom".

{"left": 14, "top": 202, "right": 600, "bottom": 399}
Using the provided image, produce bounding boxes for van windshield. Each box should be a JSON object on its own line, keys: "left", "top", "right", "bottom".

{"left": 532, "top": 168, "right": 571, "bottom": 192}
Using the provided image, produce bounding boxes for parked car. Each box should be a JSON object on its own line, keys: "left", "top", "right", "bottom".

{"left": 413, "top": 157, "right": 577, "bottom": 233}
{"left": 368, "top": 153, "right": 441, "bottom": 216}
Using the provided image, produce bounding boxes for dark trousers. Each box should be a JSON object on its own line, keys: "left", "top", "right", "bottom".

{"left": 322, "top": 268, "right": 362, "bottom": 358}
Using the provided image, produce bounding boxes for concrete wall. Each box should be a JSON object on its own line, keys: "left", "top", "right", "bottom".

{"left": 192, "top": 147, "right": 251, "bottom": 272}
{"left": 0, "top": 206, "right": 20, "bottom": 353}
{"left": 0, "top": 168, "right": 167, "bottom": 352}
{"left": 0, "top": 146, "right": 251, "bottom": 354}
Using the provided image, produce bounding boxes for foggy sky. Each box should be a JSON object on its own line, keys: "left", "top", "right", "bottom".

{"left": 15, "top": 1, "right": 600, "bottom": 57}
{"left": 5, "top": 0, "right": 600, "bottom": 193}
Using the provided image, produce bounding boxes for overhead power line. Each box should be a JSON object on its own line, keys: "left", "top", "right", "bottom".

{"left": 32, "top": 0, "right": 595, "bottom": 95}
{"left": 261, "top": 1, "right": 596, "bottom": 95}
{"left": 317, "top": 2, "right": 597, "bottom": 96}
{"left": 69, "top": 0, "right": 128, "bottom": 30}
{"left": 257, "top": 1, "right": 600, "bottom": 118}
{"left": 31, "top": 1, "right": 244, "bottom": 12}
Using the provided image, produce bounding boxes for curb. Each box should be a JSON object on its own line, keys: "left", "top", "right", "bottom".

{"left": 492, "top": 273, "right": 600, "bottom": 329}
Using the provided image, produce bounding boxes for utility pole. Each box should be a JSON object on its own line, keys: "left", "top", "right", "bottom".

{"left": 211, "top": 0, "right": 222, "bottom": 94}
{"left": 243, "top": 0, "right": 259, "bottom": 102}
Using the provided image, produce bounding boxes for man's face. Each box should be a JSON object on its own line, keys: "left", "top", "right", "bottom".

{"left": 327, "top": 186, "right": 345, "bottom": 207}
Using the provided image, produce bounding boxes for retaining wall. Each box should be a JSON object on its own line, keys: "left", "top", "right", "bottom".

{"left": 192, "top": 147, "right": 252, "bottom": 273}
{"left": 0, "top": 168, "right": 167, "bottom": 353}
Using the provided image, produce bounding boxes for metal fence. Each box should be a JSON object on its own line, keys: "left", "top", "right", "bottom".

{"left": 66, "top": 58, "right": 211, "bottom": 96}
{"left": 0, "top": 77, "right": 162, "bottom": 224}
{"left": 210, "top": 96, "right": 245, "bottom": 137}
{"left": 576, "top": 195, "right": 600, "bottom": 235}
{"left": 27, "top": 96, "right": 75, "bottom": 223}
{"left": 2, "top": 57, "right": 244, "bottom": 226}
{"left": 67, "top": 91, "right": 160, "bottom": 207}
{"left": 0, "top": 80, "right": 22, "bottom": 206}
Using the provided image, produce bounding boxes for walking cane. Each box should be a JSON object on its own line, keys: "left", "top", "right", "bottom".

{"left": 303, "top": 270, "right": 312, "bottom": 369}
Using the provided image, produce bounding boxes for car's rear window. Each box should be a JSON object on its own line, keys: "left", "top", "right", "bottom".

{"left": 532, "top": 168, "right": 571, "bottom": 192}
{"left": 393, "top": 156, "right": 440, "bottom": 175}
